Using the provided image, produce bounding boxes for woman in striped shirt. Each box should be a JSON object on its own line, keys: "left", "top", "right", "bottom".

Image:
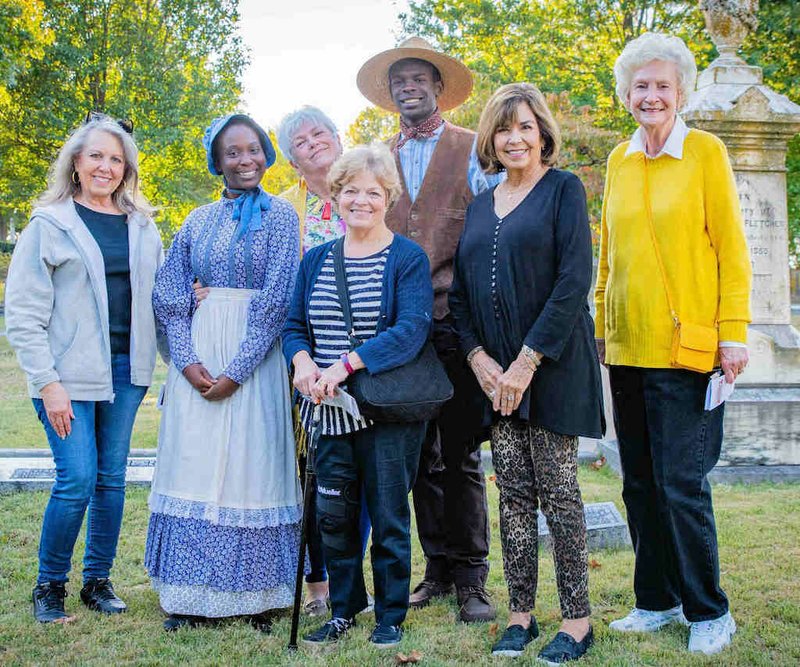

{"left": 283, "top": 143, "right": 433, "bottom": 649}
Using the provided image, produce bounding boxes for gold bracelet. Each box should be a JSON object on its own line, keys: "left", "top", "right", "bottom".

{"left": 466, "top": 346, "right": 484, "bottom": 365}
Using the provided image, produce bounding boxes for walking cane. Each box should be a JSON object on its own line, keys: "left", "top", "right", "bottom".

{"left": 288, "top": 403, "right": 321, "bottom": 651}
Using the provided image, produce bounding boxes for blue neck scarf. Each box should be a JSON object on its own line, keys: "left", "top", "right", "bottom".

{"left": 225, "top": 184, "right": 272, "bottom": 242}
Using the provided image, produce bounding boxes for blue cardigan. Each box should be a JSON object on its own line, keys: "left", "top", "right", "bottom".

{"left": 282, "top": 234, "right": 433, "bottom": 374}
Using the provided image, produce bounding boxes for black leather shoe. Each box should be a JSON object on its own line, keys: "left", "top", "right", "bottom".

{"left": 80, "top": 578, "right": 127, "bottom": 614}
{"left": 457, "top": 585, "right": 497, "bottom": 623}
{"left": 537, "top": 626, "right": 594, "bottom": 664}
{"left": 32, "top": 582, "right": 71, "bottom": 623}
{"left": 409, "top": 579, "right": 455, "bottom": 609}
{"left": 247, "top": 611, "right": 274, "bottom": 633}
{"left": 163, "top": 614, "right": 208, "bottom": 632}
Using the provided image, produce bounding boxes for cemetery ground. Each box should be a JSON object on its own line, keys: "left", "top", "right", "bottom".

{"left": 1, "top": 323, "right": 799, "bottom": 664}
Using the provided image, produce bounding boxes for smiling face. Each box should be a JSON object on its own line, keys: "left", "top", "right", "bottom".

{"left": 336, "top": 170, "right": 388, "bottom": 232}
{"left": 492, "top": 102, "right": 543, "bottom": 175}
{"left": 215, "top": 122, "right": 267, "bottom": 191}
{"left": 290, "top": 121, "right": 341, "bottom": 178}
{"left": 627, "top": 59, "right": 681, "bottom": 133}
{"left": 73, "top": 130, "right": 126, "bottom": 202}
{"left": 389, "top": 58, "right": 443, "bottom": 127}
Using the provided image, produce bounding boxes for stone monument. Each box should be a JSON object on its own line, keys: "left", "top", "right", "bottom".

{"left": 682, "top": 0, "right": 800, "bottom": 471}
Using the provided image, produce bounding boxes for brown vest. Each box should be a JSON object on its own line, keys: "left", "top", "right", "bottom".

{"left": 386, "top": 122, "right": 476, "bottom": 320}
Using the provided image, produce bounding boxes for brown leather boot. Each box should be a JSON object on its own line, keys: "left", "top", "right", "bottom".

{"left": 457, "top": 585, "right": 496, "bottom": 623}
{"left": 409, "top": 579, "right": 455, "bottom": 609}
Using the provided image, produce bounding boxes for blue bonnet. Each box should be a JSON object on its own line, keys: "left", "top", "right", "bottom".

{"left": 202, "top": 113, "right": 277, "bottom": 176}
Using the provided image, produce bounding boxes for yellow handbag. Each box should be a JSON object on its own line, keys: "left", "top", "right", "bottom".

{"left": 642, "top": 158, "right": 718, "bottom": 373}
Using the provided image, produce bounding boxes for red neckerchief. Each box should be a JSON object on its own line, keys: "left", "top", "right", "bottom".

{"left": 394, "top": 110, "right": 444, "bottom": 153}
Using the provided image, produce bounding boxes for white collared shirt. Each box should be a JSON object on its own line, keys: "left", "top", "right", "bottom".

{"left": 625, "top": 114, "right": 690, "bottom": 159}
{"left": 626, "top": 114, "right": 746, "bottom": 349}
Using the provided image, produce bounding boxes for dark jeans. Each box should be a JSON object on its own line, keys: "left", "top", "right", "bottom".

{"left": 609, "top": 365, "right": 729, "bottom": 622}
{"left": 298, "top": 451, "right": 371, "bottom": 584}
{"left": 315, "top": 421, "right": 424, "bottom": 626}
{"left": 33, "top": 354, "right": 147, "bottom": 584}
{"left": 412, "top": 317, "right": 490, "bottom": 587}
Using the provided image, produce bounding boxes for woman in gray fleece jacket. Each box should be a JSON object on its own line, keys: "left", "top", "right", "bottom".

{"left": 5, "top": 113, "right": 163, "bottom": 624}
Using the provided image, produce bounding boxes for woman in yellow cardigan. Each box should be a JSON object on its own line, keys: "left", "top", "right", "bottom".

{"left": 595, "top": 33, "right": 751, "bottom": 656}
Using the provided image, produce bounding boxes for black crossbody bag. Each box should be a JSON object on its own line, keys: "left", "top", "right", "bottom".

{"left": 332, "top": 239, "right": 453, "bottom": 423}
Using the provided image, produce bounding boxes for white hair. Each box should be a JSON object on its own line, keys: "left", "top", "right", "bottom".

{"left": 37, "top": 115, "right": 154, "bottom": 216}
{"left": 614, "top": 32, "right": 697, "bottom": 110}
{"left": 276, "top": 105, "right": 339, "bottom": 163}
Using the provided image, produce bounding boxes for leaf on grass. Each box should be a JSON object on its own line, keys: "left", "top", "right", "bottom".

{"left": 590, "top": 456, "right": 606, "bottom": 470}
{"left": 589, "top": 558, "right": 602, "bottom": 569}
{"left": 488, "top": 622, "right": 499, "bottom": 638}
{"left": 395, "top": 649, "right": 423, "bottom": 664}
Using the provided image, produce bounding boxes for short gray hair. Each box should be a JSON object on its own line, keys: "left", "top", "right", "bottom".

{"left": 614, "top": 32, "right": 697, "bottom": 109}
{"left": 37, "top": 115, "right": 154, "bottom": 216}
{"left": 276, "top": 105, "right": 338, "bottom": 162}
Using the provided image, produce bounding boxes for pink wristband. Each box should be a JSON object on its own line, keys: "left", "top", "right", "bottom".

{"left": 340, "top": 353, "right": 355, "bottom": 375}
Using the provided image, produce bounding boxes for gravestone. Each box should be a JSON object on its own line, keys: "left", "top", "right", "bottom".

{"left": 682, "top": 0, "right": 800, "bottom": 468}
{"left": 538, "top": 501, "right": 630, "bottom": 552}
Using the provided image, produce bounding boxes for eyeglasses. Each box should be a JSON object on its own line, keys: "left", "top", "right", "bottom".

{"left": 84, "top": 111, "right": 134, "bottom": 135}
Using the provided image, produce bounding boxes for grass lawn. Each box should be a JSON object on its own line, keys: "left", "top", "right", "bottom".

{"left": 1, "top": 317, "right": 799, "bottom": 664}
{"left": 0, "top": 468, "right": 798, "bottom": 665}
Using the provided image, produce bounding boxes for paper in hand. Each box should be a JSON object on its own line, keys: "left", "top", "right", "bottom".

{"left": 705, "top": 372, "right": 735, "bottom": 411}
{"left": 321, "top": 387, "right": 362, "bottom": 420}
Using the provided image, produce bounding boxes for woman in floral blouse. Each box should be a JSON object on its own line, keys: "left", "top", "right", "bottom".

{"left": 145, "top": 114, "right": 302, "bottom": 632}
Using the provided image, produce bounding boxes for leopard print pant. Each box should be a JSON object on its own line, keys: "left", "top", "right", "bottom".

{"left": 490, "top": 418, "right": 591, "bottom": 618}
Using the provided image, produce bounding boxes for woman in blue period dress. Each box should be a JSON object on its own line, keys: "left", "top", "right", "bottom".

{"left": 145, "top": 114, "right": 302, "bottom": 631}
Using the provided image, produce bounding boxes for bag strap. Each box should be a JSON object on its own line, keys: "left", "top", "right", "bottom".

{"left": 641, "top": 157, "right": 680, "bottom": 328}
{"left": 332, "top": 238, "right": 361, "bottom": 349}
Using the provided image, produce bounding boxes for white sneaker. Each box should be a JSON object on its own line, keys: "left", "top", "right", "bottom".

{"left": 359, "top": 591, "right": 375, "bottom": 615}
{"left": 609, "top": 605, "right": 689, "bottom": 632}
{"left": 688, "top": 612, "right": 736, "bottom": 655}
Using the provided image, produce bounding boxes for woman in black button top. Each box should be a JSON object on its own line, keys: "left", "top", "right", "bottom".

{"left": 5, "top": 113, "right": 162, "bottom": 623}
{"left": 449, "top": 83, "right": 603, "bottom": 663}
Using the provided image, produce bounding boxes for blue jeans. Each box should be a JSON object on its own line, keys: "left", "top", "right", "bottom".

{"left": 609, "top": 366, "right": 728, "bottom": 622}
{"left": 33, "top": 354, "right": 147, "bottom": 585}
{"left": 315, "top": 421, "right": 425, "bottom": 626}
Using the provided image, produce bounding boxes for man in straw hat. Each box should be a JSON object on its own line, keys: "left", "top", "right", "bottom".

{"left": 357, "top": 36, "right": 497, "bottom": 624}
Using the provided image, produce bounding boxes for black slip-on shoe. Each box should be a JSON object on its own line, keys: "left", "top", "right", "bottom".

{"left": 491, "top": 616, "right": 540, "bottom": 658}
{"left": 32, "top": 582, "right": 71, "bottom": 624}
{"left": 80, "top": 578, "right": 127, "bottom": 614}
{"left": 537, "top": 626, "right": 594, "bottom": 664}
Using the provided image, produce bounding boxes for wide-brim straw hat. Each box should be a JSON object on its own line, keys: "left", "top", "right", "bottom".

{"left": 357, "top": 37, "right": 473, "bottom": 113}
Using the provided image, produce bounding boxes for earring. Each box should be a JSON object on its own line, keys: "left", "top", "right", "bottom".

{"left": 71, "top": 171, "right": 80, "bottom": 185}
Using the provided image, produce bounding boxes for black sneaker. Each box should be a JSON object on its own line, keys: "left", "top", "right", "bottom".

{"left": 80, "top": 578, "right": 127, "bottom": 614}
{"left": 537, "top": 626, "right": 594, "bottom": 664}
{"left": 369, "top": 623, "right": 403, "bottom": 648}
{"left": 302, "top": 617, "right": 355, "bottom": 646}
{"left": 491, "top": 616, "right": 540, "bottom": 658}
{"left": 32, "top": 582, "right": 71, "bottom": 624}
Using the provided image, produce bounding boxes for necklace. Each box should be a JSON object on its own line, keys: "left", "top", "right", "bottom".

{"left": 495, "top": 166, "right": 549, "bottom": 216}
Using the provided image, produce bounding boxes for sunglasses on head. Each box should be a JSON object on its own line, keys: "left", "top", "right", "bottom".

{"left": 84, "top": 111, "right": 134, "bottom": 135}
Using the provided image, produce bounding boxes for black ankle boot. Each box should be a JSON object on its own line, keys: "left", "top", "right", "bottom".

{"left": 163, "top": 614, "right": 208, "bottom": 632}
{"left": 32, "top": 582, "right": 71, "bottom": 623}
{"left": 80, "top": 578, "right": 127, "bottom": 614}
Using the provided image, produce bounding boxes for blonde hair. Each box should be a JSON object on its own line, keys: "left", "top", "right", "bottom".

{"left": 476, "top": 83, "right": 561, "bottom": 174}
{"left": 614, "top": 32, "right": 697, "bottom": 109}
{"left": 328, "top": 143, "right": 402, "bottom": 207}
{"left": 37, "top": 115, "right": 155, "bottom": 216}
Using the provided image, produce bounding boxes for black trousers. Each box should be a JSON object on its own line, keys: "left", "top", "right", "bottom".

{"left": 315, "top": 421, "right": 425, "bottom": 626}
{"left": 609, "top": 366, "right": 729, "bottom": 622}
{"left": 411, "top": 316, "right": 491, "bottom": 588}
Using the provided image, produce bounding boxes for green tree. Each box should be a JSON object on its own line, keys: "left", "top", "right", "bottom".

{"left": 0, "top": 0, "right": 247, "bottom": 239}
